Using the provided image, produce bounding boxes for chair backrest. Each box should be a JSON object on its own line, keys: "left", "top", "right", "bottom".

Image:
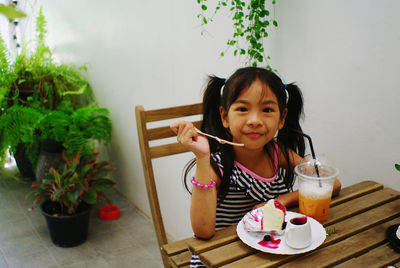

{"left": 135, "top": 103, "right": 203, "bottom": 266}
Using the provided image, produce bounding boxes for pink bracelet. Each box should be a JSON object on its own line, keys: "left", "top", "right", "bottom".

{"left": 191, "top": 177, "right": 216, "bottom": 189}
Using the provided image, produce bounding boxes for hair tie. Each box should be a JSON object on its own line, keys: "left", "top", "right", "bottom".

{"left": 283, "top": 83, "right": 289, "bottom": 104}
{"left": 221, "top": 78, "right": 228, "bottom": 96}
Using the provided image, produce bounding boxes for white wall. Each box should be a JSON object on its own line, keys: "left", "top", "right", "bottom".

{"left": 31, "top": 0, "right": 400, "bottom": 240}
{"left": 270, "top": 0, "right": 400, "bottom": 193}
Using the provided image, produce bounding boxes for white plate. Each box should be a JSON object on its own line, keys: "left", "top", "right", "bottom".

{"left": 237, "top": 211, "right": 326, "bottom": 254}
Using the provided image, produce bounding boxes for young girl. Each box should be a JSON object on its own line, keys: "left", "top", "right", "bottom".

{"left": 170, "top": 67, "right": 341, "bottom": 267}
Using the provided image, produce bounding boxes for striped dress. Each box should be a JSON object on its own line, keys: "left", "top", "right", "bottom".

{"left": 190, "top": 143, "right": 290, "bottom": 267}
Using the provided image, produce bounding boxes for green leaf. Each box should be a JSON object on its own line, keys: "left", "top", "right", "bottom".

{"left": 0, "top": 4, "right": 26, "bottom": 20}
{"left": 220, "top": 52, "right": 224, "bottom": 57}
{"left": 51, "top": 189, "right": 63, "bottom": 201}
{"left": 395, "top": 163, "right": 400, "bottom": 172}
{"left": 273, "top": 20, "right": 278, "bottom": 27}
{"left": 201, "top": 4, "right": 207, "bottom": 10}
{"left": 82, "top": 189, "right": 97, "bottom": 204}
{"left": 91, "top": 179, "right": 115, "bottom": 191}
{"left": 67, "top": 190, "right": 79, "bottom": 204}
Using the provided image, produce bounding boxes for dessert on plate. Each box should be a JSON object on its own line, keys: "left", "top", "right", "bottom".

{"left": 243, "top": 199, "right": 287, "bottom": 232}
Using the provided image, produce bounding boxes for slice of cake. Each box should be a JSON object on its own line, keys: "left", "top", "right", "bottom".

{"left": 262, "top": 199, "right": 286, "bottom": 231}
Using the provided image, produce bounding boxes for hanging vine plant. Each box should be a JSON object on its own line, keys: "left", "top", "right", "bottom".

{"left": 196, "top": 0, "right": 278, "bottom": 70}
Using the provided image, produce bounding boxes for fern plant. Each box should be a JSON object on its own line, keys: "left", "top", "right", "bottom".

{"left": 0, "top": 7, "right": 103, "bottom": 172}
{"left": 36, "top": 102, "right": 112, "bottom": 157}
{"left": 0, "top": 100, "right": 112, "bottom": 168}
{"left": 0, "top": 37, "right": 15, "bottom": 108}
{"left": 0, "top": 105, "right": 42, "bottom": 166}
{"left": 4, "top": 7, "right": 94, "bottom": 111}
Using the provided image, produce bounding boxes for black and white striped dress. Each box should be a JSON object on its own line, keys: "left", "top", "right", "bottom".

{"left": 190, "top": 143, "right": 290, "bottom": 267}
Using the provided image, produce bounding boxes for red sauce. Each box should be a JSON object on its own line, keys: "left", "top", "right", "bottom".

{"left": 257, "top": 235, "right": 281, "bottom": 249}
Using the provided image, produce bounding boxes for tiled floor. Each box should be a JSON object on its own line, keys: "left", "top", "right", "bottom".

{"left": 0, "top": 172, "right": 163, "bottom": 268}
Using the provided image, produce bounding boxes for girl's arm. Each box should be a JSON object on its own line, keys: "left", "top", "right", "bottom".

{"left": 170, "top": 121, "right": 219, "bottom": 239}
{"left": 190, "top": 156, "right": 219, "bottom": 239}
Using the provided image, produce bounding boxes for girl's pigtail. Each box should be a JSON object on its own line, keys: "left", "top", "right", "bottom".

{"left": 202, "top": 76, "right": 234, "bottom": 201}
{"left": 277, "top": 83, "right": 306, "bottom": 188}
{"left": 201, "top": 76, "right": 226, "bottom": 152}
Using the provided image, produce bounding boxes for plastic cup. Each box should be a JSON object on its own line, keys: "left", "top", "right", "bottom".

{"left": 295, "top": 160, "right": 339, "bottom": 223}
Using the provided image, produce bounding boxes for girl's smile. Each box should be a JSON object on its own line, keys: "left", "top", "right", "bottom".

{"left": 245, "top": 132, "right": 264, "bottom": 139}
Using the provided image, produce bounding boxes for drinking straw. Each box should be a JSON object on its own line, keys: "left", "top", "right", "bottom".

{"left": 291, "top": 129, "right": 322, "bottom": 187}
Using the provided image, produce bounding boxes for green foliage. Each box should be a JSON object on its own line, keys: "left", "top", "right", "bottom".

{"left": 196, "top": 0, "right": 278, "bottom": 70}
{"left": 2, "top": 7, "right": 94, "bottom": 111}
{"left": 0, "top": 105, "right": 42, "bottom": 165}
{"left": 29, "top": 150, "right": 116, "bottom": 215}
{"left": 0, "top": 101, "right": 112, "bottom": 166}
{"left": 0, "top": 4, "right": 26, "bottom": 20}
{"left": 0, "top": 7, "right": 106, "bottom": 171}
{"left": 396, "top": 163, "right": 400, "bottom": 172}
{"left": 37, "top": 102, "right": 112, "bottom": 157}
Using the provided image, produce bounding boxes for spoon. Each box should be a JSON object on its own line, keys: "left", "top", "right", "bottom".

{"left": 195, "top": 128, "right": 244, "bottom": 147}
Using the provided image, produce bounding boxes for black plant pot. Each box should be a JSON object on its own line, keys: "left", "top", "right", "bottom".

{"left": 14, "top": 143, "right": 36, "bottom": 180}
{"left": 36, "top": 139, "right": 65, "bottom": 181}
{"left": 40, "top": 199, "right": 91, "bottom": 247}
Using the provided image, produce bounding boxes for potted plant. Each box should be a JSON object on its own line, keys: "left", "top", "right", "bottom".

{"left": 34, "top": 101, "right": 112, "bottom": 180}
{"left": 29, "top": 149, "right": 116, "bottom": 247}
{"left": 0, "top": 7, "right": 95, "bottom": 178}
{"left": 0, "top": 100, "right": 112, "bottom": 180}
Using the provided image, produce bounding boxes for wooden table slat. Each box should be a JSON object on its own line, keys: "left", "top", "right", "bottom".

{"left": 200, "top": 240, "right": 256, "bottom": 268}
{"left": 279, "top": 218, "right": 400, "bottom": 268}
{"left": 335, "top": 244, "right": 400, "bottom": 268}
{"left": 324, "top": 187, "right": 400, "bottom": 226}
{"left": 188, "top": 225, "right": 238, "bottom": 254}
{"left": 329, "top": 180, "right": 383, "bottom": 206}
{"left": 162, "top": 237, "right": 193, "bottom": 255}
{"left": 221, "top": 198, "right": 400, "bottom": 268}
{"left": 170, "top": 250, "right": 192, "bottom": 267}
{"left": 324, "top": 198, "right": 400, "bottom": 246}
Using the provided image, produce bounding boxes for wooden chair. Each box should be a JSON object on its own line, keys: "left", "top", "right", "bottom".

{"left": 135, "top": 103, "right": 203, "bottom": 267}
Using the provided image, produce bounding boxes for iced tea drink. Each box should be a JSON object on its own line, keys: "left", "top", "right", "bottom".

{"left": 295, "top": 161, "right": 339, "bottom": 223}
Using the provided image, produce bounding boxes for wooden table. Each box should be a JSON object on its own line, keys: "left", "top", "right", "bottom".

{"left": 162, "top": 180, "right": 400, "bottom": 268}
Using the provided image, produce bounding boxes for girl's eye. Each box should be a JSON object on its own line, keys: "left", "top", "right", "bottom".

{"left": 236, "top": 107, "right": 248, "bottom": 112}
{"left": 263, "top": 108, "right": 273, "bottom": 113}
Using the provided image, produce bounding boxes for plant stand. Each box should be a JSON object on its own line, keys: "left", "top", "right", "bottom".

{"left": 14, "top": 143, "right": 36, "bottom": 180}
{"left": 35, "top": 139, "right": 64, "bottom": 181}
{"left": 40, "top": 199, "right": 91, "bottom": 247}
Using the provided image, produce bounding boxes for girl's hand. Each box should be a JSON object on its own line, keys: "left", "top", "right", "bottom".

{"left": 170, "top": 121, "right": 210, "bottom": 157}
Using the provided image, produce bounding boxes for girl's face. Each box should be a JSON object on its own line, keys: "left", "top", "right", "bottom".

{"left": 220, "top": 79, "right": 287, "bottom": 150}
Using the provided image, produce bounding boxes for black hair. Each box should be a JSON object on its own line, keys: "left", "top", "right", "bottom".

{"left": 183, "top": 67, "right": 305, "bottom": 200}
